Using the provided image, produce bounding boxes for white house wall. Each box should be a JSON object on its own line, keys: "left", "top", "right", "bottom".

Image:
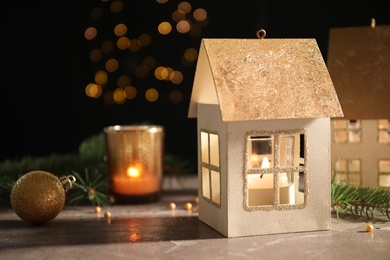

{"left": 197, "top": 103, "right": 229, "bottom": 235}
{"left": 225, "top": 117, "right": 331, "bottom": 237}
{"left": 197, "top": 103, "right": 332, "bottom": 237}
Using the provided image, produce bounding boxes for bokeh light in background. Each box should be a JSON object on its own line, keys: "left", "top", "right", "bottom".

{"left": 3, "top": 0, "right": 389, "bottom": 163}
{"left": 84, "top": 0, "right": 208, "bottom": 106}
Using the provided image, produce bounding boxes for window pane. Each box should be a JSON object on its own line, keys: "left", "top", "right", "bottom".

{"left": 348, "top": 160, "right": 361, "bottom": 186}
{"left": 333, "top": 119, "right": 348, "bottom": 129}
{"left": 335, "top": 172, "right": 347, "bottom": 183}
{"left": 348, "top": 159, "right": 361, "bottom": 172}
{"left": 211, "top": 170, "right": 220, "bottom": 204}
{"left": 379, "top": 174, "right": 390, "bottom": 187}
{"left": 201, "top": 167, "right": 210, "bottom": 199}
{"left": 210, "top": 133, "right": 219, "bottom": 167}
{"left": 378, "top": 129, "right": 390, "bottom": 144}
{"left": 348, "top": 120, "right": 361, "bottom": 143}
{"left": 378, "top": 119, "right": 389, "bottom": 129}
{"left": 299, "top": 134, "right": 305, "bottom": 166}
{"left": 348, "top": 130, "right": 361, "bottom": 143}
{"left": 249, "top": 136, "right": 274, "bottom": 168}
{"left": 335, "top": 159, "right": 347, "bottom": 172}
{"left": 349, "top": 172, "right": 361, "bottom": 186}
{"left": 248, "top": 173, "right": 274, "bottom": 206}
{"left": 279, "top": 172, "right": 303, "bottom": 205}
{"left": 200, "top": 132, "right": 209, "bottom": 163}
{"left": 379, "top": 160, "right": 390, "bottom": 173}
{"left": 279, "top": 135, "right": 294, "bottom": 166}
{"left": 334, "top": 130, "right": 347, "bottom": 143}
{"left": 349, "top": 120, "right": 360, "bottom": 128}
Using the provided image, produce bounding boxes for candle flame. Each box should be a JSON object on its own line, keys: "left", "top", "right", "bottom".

{"left": 127, "top": 167, "right": 140, "bottom": 178}
{"left": 261, "top": 157, "right": 270, "bottom": 168}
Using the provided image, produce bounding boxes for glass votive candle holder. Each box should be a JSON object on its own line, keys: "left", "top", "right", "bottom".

{"left": 104, "top": 125, "right": 164, "bottom": 204}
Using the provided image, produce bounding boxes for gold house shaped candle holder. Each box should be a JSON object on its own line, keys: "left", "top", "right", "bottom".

{"left": 327, "top": 20, "right": 390, "bottom": 188}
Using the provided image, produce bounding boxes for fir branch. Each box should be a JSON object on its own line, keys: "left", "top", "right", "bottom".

{"left": 78, "top": 132, "right": 106, "bottom": 164}
{"left": 67, "top": 168, "right": 111, "bottom": 207}
{"left": 331, "top": 177, "right": 390, "bottom": 222}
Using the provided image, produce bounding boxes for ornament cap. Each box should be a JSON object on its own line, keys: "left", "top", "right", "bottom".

{"left": 59, "top": 175, "right": 76, "bottom": 191}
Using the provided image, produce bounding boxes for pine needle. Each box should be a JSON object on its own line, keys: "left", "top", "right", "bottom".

{"left": 331, "top": 177, "right": 390, "bottom": 222}
{"left": 67, "top": 168, "right": 111, "bottom": 207}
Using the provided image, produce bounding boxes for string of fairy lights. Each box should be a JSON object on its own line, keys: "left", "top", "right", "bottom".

{"left": 83, "top": 0, "right": 209, "bottom": 105}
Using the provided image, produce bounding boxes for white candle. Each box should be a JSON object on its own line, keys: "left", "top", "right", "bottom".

{"left": 248, "top": 157, "right": 292, "bottom": 206}
{"left": 248, "top": 172, "right": 289, "bottom": 189}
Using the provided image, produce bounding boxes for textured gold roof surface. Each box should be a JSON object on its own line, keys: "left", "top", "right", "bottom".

{"left": 188, "top": 38, "right": 343, "bottom": 121}
{"left": 327, "top": 25, "right": 390, "bottom": 119}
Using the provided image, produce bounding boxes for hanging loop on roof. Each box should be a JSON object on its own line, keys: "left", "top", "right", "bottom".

{"left": 256, "top": 29, "right": 266, "bottom": 39}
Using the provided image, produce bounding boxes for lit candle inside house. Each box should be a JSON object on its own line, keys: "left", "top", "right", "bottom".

{"left": 248, "top": 157, "right": 270, "bottom": 189}
{"left": 248, "top": 156, "right": 291, "bottom": 206}
{"left": 261, "top": 156, "right": 270, "bottom": 168}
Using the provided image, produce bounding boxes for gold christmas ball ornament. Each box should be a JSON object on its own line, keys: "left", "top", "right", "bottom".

{"left": 10, "top": 170, "right": 76, "bottom": 224}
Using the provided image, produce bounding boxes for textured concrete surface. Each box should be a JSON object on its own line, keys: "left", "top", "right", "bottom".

{"left": 1, "top": 177, "right": 390, "bottom": 260}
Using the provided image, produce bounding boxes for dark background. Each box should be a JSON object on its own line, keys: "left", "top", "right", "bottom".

{"left": 1, "top": 0, "right": 389, "bottom": 162}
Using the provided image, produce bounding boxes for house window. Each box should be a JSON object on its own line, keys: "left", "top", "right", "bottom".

{"left": 245, "top": 130, "right": 306, "bottom": 210}
{"left": 333, "top": 119, "right": 362, "bottom": 143}
{"left": 200, "top": 129, "right": 221, "bottom": 206}
{"left": 378, "top": 119, "right": 390, "bottom": 144}
{"left": 334, "top": 159, "right": 361, "bottom": 186}
{"left": 379, "top": 160, "right": 390, "bottom": 188}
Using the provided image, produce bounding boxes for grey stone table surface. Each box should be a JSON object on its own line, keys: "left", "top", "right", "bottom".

{"left": 1, "top": 177, "right": 390, "bottom": 260}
